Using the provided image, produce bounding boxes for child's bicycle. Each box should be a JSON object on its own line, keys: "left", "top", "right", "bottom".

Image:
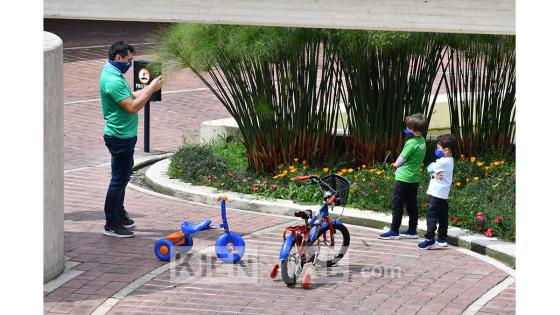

{"left": 154, "top": 196, "right": 245, "bottom": 263}
{"left": 270, "top": 174, "right": 351, "bottom": 289}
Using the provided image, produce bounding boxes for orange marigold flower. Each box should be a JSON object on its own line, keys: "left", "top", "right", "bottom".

{"left": 323, "top": 168, "right": 329, "bottom": 173}
{"left": 375, "top": 171, "right": 382, "bottom": 175}
{"left": 473, "top": 177, "right": 479, "bottom": 181}
{"left": 348, "top": 168, "right": 354, "bottom": 173}
{"left": 484, "top": 166, "right": 490, "bottom": 170}
{"left": 477, "top": 162, "right": 484, "bottom": 167}
{"left": 455, "top": 182, "right": 462, "bottom": 187}
{"left": 466, "top": 178, "right": 470, "bottom": 182}
{"left": 293, "top": 158, "right": 299, "bottom": 162}
{"left": 470, "top": 157, "right": 476, "bottom": 163}
{"left": 362, "top": 164, "right": 367, "bottom": 168}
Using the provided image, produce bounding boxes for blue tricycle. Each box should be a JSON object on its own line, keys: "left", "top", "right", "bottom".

{"left": 270, "top": 174, "right": 351, "bottom": 289}
{"left": 154, "top": 196, "right": 245, "bottom": 263}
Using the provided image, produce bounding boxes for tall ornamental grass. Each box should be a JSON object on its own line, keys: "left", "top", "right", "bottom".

{"left": 156, "top": 24, "right": 344, "bottom": 173}
{"left": 442, "top": 34, "right": 516, "bottom": 156}
{"left": 335, "top": 31, "right": 447, "bottom": 164}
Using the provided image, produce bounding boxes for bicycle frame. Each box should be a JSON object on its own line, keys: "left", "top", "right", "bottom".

{"left": 278, "top": 202, "right": 344, "bottom": 261}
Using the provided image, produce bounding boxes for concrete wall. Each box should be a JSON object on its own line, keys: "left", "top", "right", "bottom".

{"left": 44, "top": 0, "right": 515, "bottom": 35}
{"left": 44, "top": 32, "right": 64, "bottom": 283}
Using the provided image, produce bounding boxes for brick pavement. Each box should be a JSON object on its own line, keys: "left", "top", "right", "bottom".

{"left": 109, "top": 225, "right": 509, "bottom": 315}
{"left": 477, "top": 283, "right": 516, "bottom": 315}
{"left": 44, "top": 19, "right": 516, "bottom": 314}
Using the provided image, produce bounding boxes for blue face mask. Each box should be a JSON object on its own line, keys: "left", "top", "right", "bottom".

{"left": 108, "top": 60, "right": 132, "bottom": 74}
{"left": 403, "top": 128, "right": 415, "bottom": 137}
{"left": 435, "top": 148, "right": 445, "bottom": 158}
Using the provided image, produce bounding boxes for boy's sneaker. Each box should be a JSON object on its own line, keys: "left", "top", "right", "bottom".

{"left": 103, "top": 224, "right": 134, "bottom": 238}
{"left": 399, "top": 230, "right": 419, "bottom": 239}
{"left": 417, "top": 239, "right": 436, "bottom": 249}
{"left": 378, "top": 230, "right": 400, "bottom": 240}
{"left": 121, "top": 211, "right": 135, "bottom": 229}
{"left": 436, "top": 238, "right": 448, "bottom": 247}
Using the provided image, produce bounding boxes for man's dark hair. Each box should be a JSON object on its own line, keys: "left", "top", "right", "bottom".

{"left": 108, "top": 41, "right": 135, "bottom": 61}
{"left": 436, "top": 134, "right": 457, "bottom": 156}
{"left": 405, "top": 113, "right": 429, "bottom": 134}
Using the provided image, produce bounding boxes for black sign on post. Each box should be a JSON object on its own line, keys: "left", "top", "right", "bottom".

{"left": 133, "top": 60, "right": 161, "bottom": 153}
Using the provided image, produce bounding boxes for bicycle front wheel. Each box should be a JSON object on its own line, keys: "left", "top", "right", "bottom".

{"left": 280, "top": 241, "right": 303, "bottom": 286}
{"left": 313, "top": 224, "right": 350, "bottom": 267}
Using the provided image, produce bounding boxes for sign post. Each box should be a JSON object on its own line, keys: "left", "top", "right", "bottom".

{"left": 133, "top": 60, "right": 161, "bottom": 152}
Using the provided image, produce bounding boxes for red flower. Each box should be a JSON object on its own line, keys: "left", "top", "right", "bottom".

{"left": 270, "top": 184, "right": 277, "bottom": 190}
{"left": 453, "top": 217, "right": 458, "bottom": 223}
{"left": 485, "top": 229, "right": 493, "bottom": 237}
{"left": 476, "top": 212, "right": 483, "bottom": 217}
{"left": 374, "top": 189, "right": 379, "bottom": 193}
{"left": 262, "top": 180, "right": 268, "bottom": 186}
{"left": 476, "top": 215, "right": 484, "bottom": 222}
{"left": 252, "top": 185, "right": 259, "bottom": 192}
{"left": 494, "top": 216, "right": 503, "bottom": 224}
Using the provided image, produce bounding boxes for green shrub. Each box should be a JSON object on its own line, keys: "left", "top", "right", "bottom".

{"left": 206, "top": 137, "right": 248, "bottom": 173}
{"left": 168, "top": 144, "right": 228, "bottom": 183}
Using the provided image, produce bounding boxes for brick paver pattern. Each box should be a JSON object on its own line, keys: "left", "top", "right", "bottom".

{"left": 44, "top": 19, "right": 515, "bottom": 315}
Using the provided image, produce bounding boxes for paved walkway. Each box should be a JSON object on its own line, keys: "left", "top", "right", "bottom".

{"left": 44, "top": 19, "right": 515, "bottom": 314}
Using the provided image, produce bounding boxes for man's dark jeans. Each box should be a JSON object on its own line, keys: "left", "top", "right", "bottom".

{"left": 103, "top": 135, "right": 137, "bottom": 227}
{"left": 390, "top": 180, "right": 419, "bottom": 232}
{"left": 424, "top": 195, "right": 449, "bottom": 240}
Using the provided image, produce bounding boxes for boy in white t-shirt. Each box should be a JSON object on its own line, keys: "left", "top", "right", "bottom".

{"left": 418, "top": 134, "right": 457, "bottom": 250}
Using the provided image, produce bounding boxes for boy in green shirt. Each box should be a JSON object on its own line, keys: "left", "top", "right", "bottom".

{"left": 379, "top": 113, "right": 428, "bottom": 240}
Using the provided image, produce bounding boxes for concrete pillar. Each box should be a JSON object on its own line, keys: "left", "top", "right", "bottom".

{"left": 44, "top": 32, "right": 64, "bottom": 283}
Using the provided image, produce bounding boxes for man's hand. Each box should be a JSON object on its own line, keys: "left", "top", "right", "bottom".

{"left": 435, "top": 172, "right": 444, "bottom": 180}
{"left": 118, "top": 76, "right": 163, "bottom": 114}
{"left": 149, "top": 76, "right": 163, "bottom": 92}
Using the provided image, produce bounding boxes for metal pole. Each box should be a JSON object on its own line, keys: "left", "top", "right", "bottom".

{"left": 144, "top": 100, "right": 150, "bottom": 152}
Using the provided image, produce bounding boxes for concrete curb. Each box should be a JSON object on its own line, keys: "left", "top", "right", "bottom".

{"left": 142, "top": 158, "right": 515, "bottom": 268}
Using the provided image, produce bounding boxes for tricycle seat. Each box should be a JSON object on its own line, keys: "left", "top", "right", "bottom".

{"left": 181, "top": 219, "right": 212, "bottom": 235}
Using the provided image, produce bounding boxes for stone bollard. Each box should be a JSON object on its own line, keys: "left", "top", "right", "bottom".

{"left": 44, "top": 32, "right": 64, "bottom": 283}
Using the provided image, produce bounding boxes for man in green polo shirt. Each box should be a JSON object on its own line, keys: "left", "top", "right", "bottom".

{"left": 379, "top": 113, "right": 428, "bottom": 240}
{"left": 100, "top": 40, "right": 162, "bottom": 237}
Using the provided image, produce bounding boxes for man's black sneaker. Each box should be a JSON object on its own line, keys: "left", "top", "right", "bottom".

{"left": 121, "top": 211, "right": 135, "bottom": 229}
{"left": 103, "top": 224, "right": 134, "bottom": 238}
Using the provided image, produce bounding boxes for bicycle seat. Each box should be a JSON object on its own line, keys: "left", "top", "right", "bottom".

{"left": 181, "top": 219, "right": 212, "bottom": 235}
{"left": 294, "top": 210, "right": 313, "bottom": 220}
